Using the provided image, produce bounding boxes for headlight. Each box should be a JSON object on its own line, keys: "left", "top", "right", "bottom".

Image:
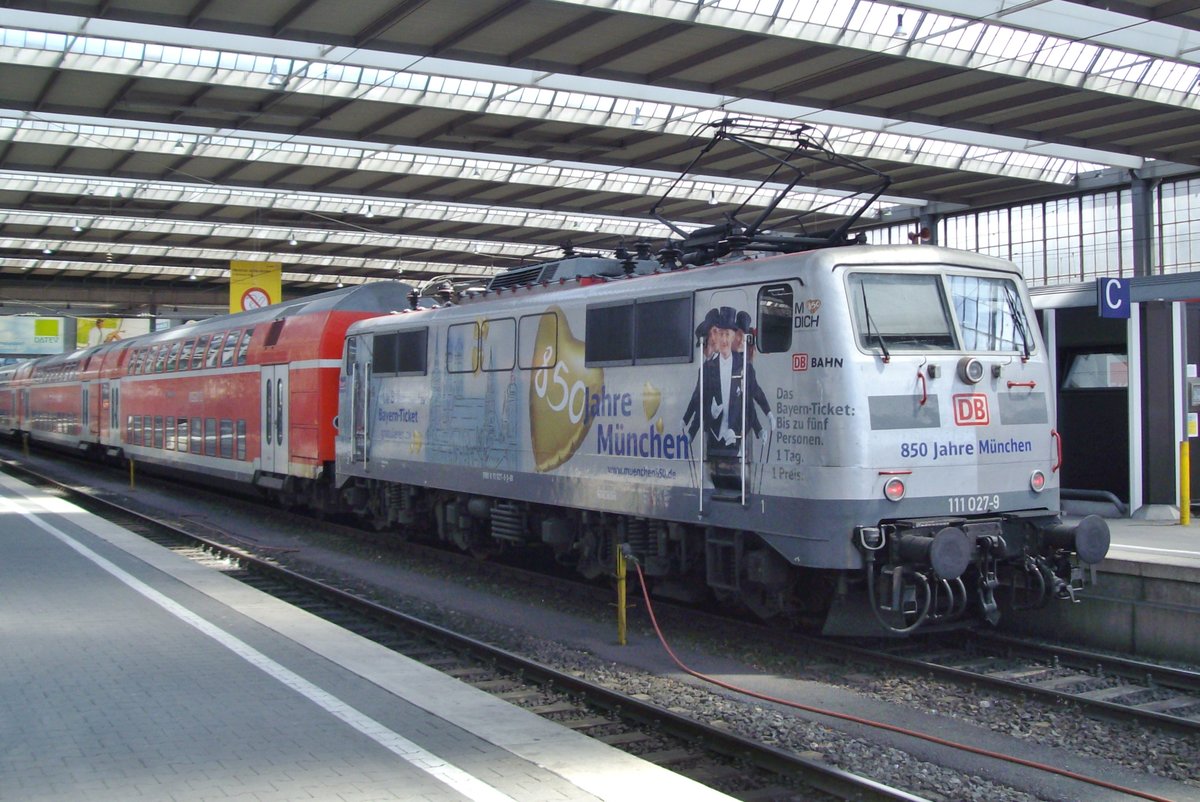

{"left": 1030, "top": 470, "right": 1046, "bottom": 493}
{"left": 958, "top": 356, "right": 984, "bottom": 384}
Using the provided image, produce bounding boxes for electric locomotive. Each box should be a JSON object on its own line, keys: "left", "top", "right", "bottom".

{"left": 332, "top": 121, "right": 1109, "bottom": 635}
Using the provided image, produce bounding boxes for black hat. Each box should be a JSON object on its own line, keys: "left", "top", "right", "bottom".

{"left": 714, "top": 306, "right": 738, "bottom": 331}
{"left": 735, "top": 310, "right": 752, "bottom": 333}
{"left": 695, "top": 307, "right": 720, "bottom": 338}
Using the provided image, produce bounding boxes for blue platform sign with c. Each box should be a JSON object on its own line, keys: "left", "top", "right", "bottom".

{"left": 1098, "top": 277, "right": 1130, "bottom": 319}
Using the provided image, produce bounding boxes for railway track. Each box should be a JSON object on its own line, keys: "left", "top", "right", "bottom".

{"left": 1, "top": 458, "right": 925, "bottom": 802}
{"left": 862, "top": 631, "right": 1200, "bottom": 734}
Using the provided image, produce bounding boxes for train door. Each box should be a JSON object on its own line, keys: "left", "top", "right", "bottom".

{"left": 97, "top": 382, "right": 109, "bottom": 439}
{"left": 346, "top": 335, "right": 369, "bottom": 466}
{"left": 109, "top": 384, "right": 120, "bottom": 444}
{"left": 261, "top": 364, "right": 289, "bottom": 474}
{"left": 691, "top": 288, "right": 752, "bottom": 508}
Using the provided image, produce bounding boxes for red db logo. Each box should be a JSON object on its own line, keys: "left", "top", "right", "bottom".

{"left": 792, "top": 354, "right": 809, "bottom": 371}
{"left": 953, "top": 394, "right": 990, "bottom": 426}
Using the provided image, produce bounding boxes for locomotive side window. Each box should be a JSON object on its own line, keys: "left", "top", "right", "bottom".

{"left": 236, "top": 329, "right": 254, "bottom": 365}
{"left": 757, "top": 284, "right": 793, "bottom": 354}
{"left": 518, "top": 313, "right": 556, "bottom": 370}
{"left": 191, "top": 335, "right": 210, "bottom": 369}
{"left": 373, "top": 329, "right": 428, "bottom": 376}
{"left": 482, "top": 318, "right": 515, "bottom": 372}
{"left": 848, "top": 273, "right": 956, "bottom": 353}
{"left": 948, "top": 275, "right": 1033, "bottom": 355}
{"left": 446, "top": 323, "right": 479, "bottom": 374}
{"left": 634, "top": 296, "right": 691, "bottom": 363}
{"left": 585, "top": 303, "right": 634, "bottom": 366}
{"left": 373, "top": 332, "right": 398, "bottom": 374}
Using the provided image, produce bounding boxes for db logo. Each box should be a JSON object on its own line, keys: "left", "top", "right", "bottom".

{"left": 792, "top": 353, "right": 809, "bottom": 371}
{"left": 953, "top": 394, "right": 990, "bottom": 426}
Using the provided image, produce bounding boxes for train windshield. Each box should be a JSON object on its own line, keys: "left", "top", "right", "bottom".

{"left": 848, "top": 273, "right": 956, "bottom": 353}
{"left": 849, "top": 271, "right": 1032, "bottom": 356}
{"left": 947, "top": 274, "right": 1032, "bottom": 355}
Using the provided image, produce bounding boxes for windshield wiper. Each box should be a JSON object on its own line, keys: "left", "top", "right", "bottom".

{"left": 860, "top": 282, "right": 890, "bottom": 362}
{"left": 1002, "top": 283, "right": 1032, "bottom": 360}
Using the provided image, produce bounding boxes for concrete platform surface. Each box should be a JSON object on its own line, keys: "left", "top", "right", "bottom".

{"left": 1004, "top": 513, "right": 1200, "bottom": 660}
{"left": 0, "top": 471, "right": 737, "bottom": 802}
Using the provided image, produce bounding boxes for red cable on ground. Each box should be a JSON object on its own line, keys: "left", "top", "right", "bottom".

{"left": 631, "top": 563, "right": 1175, "bottom": 802}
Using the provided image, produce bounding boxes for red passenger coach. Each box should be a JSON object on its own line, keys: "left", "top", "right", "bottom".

{"left": 2, "top": 282, "right": 413, "bottom": 506}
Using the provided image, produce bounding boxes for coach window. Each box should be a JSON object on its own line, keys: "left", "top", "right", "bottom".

{"left": 206, "top": 333, "right": 225, "bottom": 369}
{"left": 153, "top": 416, "right": 164, "bottom": 448}
{"left": 116, "top": 345, "right": 132, "bottom": 372}
{"left": 482, "top": 318, "right": 516, "bottom": 372}
{"left": 204, "top": 418, "right": 217, "bottom": 456}
{"left": 757, "top": 284, "right": 793, "bottom": 354}
{"left": 236, "top": 329, "right": 253, "bottom": 365}
{"left": 177, "top": 417, "right": 188, "bottom": 451}
{"left": 585, "top": 303, "right": 634, "bottom": 366}
{"left": 220, "top": 419, "right": 234, "bottom": 458}
{"left": 221, "top": 330, "right": 240, "bottom": 367}
{"left": 165, "top": 417, "right": 176, "bottom": 450}
{"left": 110, "top": 387, "right": 119, "bottom": 432}
{"left": 192, "top": 335, "right": 211, "bottom": 369}
{"left": 237, "top": 420, "right": 246, "bottom": 460}
{"left": 634, "top": 295, "right": 691, "bottom": 364}
{"left": 179, "top": 339, "right": 195, "bottom": 370}
{"left": 518, "top": 313, "right": 557, "bottom": 370}
{"left": 190, "top": 417, "right": 202, "bottom": 453}
{"left": 166, "top": 341, "right": 182, "bottom": 371}
{"left": 265, "top": 320, "right": 285, "bottom": 347}
{"left": 154, "top": 345, "right": 168, "bottom": 373}
{"left": 446, "top": 323, "right": 479, "bottom": 374}
{"left": 128, "top": 415, "right": 139, "bottom": 446}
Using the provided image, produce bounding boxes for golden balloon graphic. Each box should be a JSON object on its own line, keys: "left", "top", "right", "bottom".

{"left": 529, "top": 306, "right": 604, "bottom": 473}
{"left": 409, "top": 429, "right": 424, "bottom": 454}
{"left": 642, "top": 381, "right": 661, "bottom": 421}
{"left": 655, "top": 417, "right": 664, "bottom": 434}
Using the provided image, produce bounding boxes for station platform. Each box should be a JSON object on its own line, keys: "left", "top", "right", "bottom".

{"left": 0, "top": 472, "right": 736, "bottom": 802}
{"left": 1003, "top": 511, "right": 1200, "bottom": 659}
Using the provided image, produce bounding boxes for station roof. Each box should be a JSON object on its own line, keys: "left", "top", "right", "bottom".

{"left": 1, "top": 0, "right": 1198, "bottom": 316}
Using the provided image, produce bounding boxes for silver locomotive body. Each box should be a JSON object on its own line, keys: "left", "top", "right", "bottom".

{"left": 335, "top": 244, "right": 1107, "bottom": 634}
